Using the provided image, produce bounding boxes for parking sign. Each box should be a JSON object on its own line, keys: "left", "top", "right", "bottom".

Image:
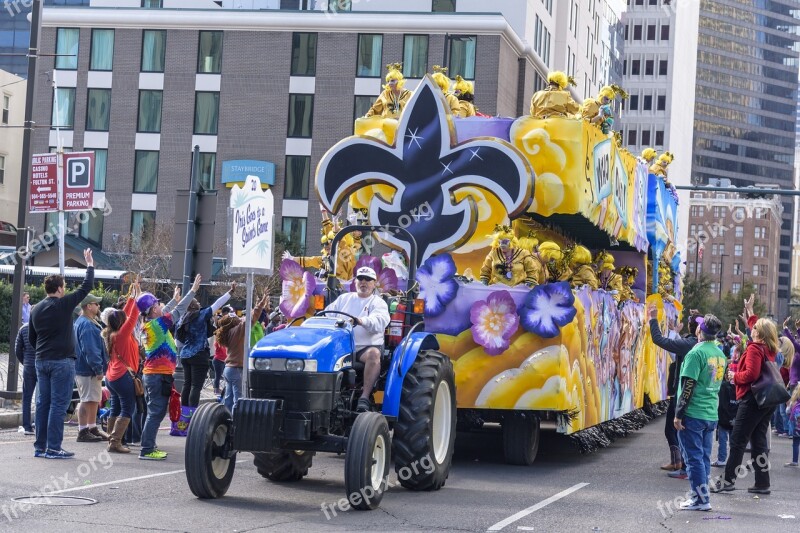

{"left": 62, "top": 151, "right": 95, "bottom": 211}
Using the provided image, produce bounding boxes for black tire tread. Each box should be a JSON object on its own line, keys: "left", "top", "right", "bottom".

{"left": 345, "top": 411, "right": 390, "bottom": 510}
{"left": 185, "top": 403, "right": 236, "bottom": 499}
{"left": 253, "top": 450, "right": 314, "bottom": 482}
{"left": 393, "top": 350, "right": 456, "bottom": 491}
{"left": 502, "top": 412, "right": 540, "bottom": 466}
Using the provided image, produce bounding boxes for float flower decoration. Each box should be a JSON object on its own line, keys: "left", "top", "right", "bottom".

{"left": 470, "top": 290, "right": 519, "bottom": 356}
{"left": 278, "top": 259, "right": 317, "bottom": 318}
{"left": 349, "top": 255, "right": 398, "bottom": 293}
{"left": 417, "top": 253, "right": 459, "bottom": 317}
{"left": 519, "top": 282, "right": 577, "bottom": 338}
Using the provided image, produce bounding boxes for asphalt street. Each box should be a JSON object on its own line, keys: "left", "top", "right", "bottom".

{"left": 0, "top": 416, "right": 797, "bottom": 532}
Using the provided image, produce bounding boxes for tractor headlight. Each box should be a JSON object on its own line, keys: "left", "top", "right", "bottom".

{"left": 285, "top": 359, "right": 305, "bottom": 372}
{"left": 253, "top": 358, "right": 271, "bottom": 371}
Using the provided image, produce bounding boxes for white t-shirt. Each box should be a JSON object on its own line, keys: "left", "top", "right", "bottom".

{"left": 325, "top": 292, "right": 390, "bottom": 348}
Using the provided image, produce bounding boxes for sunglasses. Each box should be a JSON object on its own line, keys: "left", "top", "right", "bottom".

{"left": 356, "top": 276, "right": 374, "bottom": 282}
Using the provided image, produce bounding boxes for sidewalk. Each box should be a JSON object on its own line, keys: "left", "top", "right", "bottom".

{"left": 0, "top": 352, "right": 219, "bottom": 429}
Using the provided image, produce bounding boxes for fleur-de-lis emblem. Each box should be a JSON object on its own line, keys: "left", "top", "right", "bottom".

{"left": 316, "top": 75, "right": 534, "bottom": 266}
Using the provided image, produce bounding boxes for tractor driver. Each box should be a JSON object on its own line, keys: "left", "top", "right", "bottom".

{"left": 325, "top": 266, "right": 390, "bottom": 413}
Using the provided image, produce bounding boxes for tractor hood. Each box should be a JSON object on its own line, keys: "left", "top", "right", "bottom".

{"left": 250, "top": 319, "right": 354, "bottom": 372}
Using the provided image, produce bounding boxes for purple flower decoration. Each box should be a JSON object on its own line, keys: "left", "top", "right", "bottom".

{"left": 417, "top": 253, "right": 459, "bottom": 317}
{"left": 519, "top": 282, "right": 577, "bottom": 338}
{"left": 279, "top": 259, "right": 317, "bottom": 318}
{"left": 470, "top": 291, "right": 519, "bottom": 355}
{"left": 348, "top": 255, "right": 399, "bottom": 293}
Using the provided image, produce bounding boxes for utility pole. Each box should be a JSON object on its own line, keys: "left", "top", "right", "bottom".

{"left": 6, "top": 0, "right": 41, "bottom": 398}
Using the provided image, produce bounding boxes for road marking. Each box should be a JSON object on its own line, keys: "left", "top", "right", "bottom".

{"left": 51, "top": 460, "right": 246, "bottom": 495}
{"left": 487, "top": 483, "right": 590, "bottom": 531}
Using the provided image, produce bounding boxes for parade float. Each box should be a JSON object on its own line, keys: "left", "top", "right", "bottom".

{"left": 281, "top": 73, "right": 682, "bottom": 462}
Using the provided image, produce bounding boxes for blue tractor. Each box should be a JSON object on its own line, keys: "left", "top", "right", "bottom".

{"left": 185, "top": 225, "right": 456, "bottom": 510}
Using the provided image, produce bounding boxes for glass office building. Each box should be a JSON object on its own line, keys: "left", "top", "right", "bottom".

{"left": 692, "top": 0, "right": 800, "bottom": 308}
{"left": 0, "top": 0, "right": 89, "bottom": 77}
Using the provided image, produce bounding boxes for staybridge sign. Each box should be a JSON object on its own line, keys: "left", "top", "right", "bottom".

{"left": 221, "top": 160, "right": 275, "bottom": 189}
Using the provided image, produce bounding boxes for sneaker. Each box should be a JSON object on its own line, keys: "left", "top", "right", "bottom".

{"left": 19, "top": 426, "right": 35, "bottom": 436}
{"left": 679, "top": 499, "right": 712, "bottom": 511}
{"left": 44, "top": 448, "right": 75, "bottom": 459}
{"left": 139, "top": 450, "right": 168, "bottom": 461}
{"left": 711, "top": 460, "right": 726, "bottom": 467}
{"left": 784, "top": 462, "right": 799, "bottom": 467}
{"left": 356, "top": 397, "right": 372, "bottom": 413}
{"left": 710, "top": 479, "right": 735, "bottom": 493}
{"left": 34, "top": 449, "right": 46, "bottom": 458}
{"left": 667, "top": 469, "right": 688, "bottom": 479}
{"left": 747, "top": 486, "right": 771, "bottom": 495}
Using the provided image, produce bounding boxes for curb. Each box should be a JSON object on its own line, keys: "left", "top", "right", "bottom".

{"left": 0, "top": 411, "right": 22, "bottom": 430}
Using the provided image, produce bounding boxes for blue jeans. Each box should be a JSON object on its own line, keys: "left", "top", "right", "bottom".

{"left": 678, "top": 416, "right": 716, "bottom": 504}
{"left": 108, "top": 372, "right": 136, "bottom": 419}
{"left": 140, "top": 374, "right": 170, "bottom": 455}
{"left": 34, "top": 358, "right": 76, "bottom": 452}
{"left": 717, "top": 427, "right": 730, "bottom": 462}
{"left": 212, "top": 358, "right": 225, "bottom": 391}
{"left": 22, "top": 366, "right": 37, "bottom": 431}
{"left": 222, "top": 367, "right": 242, "bottom": 413}
{"left": 772, "top": 406, "right": 787, "bottom": 433}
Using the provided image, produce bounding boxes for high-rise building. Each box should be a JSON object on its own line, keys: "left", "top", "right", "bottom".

{"left": 691, "top": 0, "right": 800, "bottom": 317}
{"left": 18, "top": 2, "right": 626, "bottom": 270}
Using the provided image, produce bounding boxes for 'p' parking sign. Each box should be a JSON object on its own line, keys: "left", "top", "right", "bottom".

{"left": 62, "top": 151, "right": 95, "bottom": 211}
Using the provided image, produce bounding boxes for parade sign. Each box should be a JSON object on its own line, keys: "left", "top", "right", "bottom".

{"left": 29, "top": 153, "right": 58, "bottom": 213}
{"left": 227, "top": 175, "right": 274, "bottom": 274}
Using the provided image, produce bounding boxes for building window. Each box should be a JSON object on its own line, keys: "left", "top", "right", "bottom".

{"left": 631, "top": 59, "right": 640, "bottom": 75}
{"left": 141, "top": 0, "right": 162, "bottom": 6}
{"left": 709, "top": 282, "right": 718, "bottom": 294}
{"left": 690, "top": 224, "right": 697, "bottom": 236}
{"left": 734, "top": 243, "right": 742, "bottom": 256}
{"left": 646, "top": 24, "right": 656, "bottom": 40}
{"left": 645, "top": 59, "right": 654, "bottom": 75}
{"left": 661, "top": 24, "right": 670, "bottom": 40}
{"left": 633, "top": 25, "right": 642, "bottom": 40}
{"left": 687, "top": 263, "right": 695, "bottom": 275}
{"left": 713, "top": 206, "right": 723, "bottom": 218}
{"left": 659, "top": 59, "right": 668, "bottom": 76}
{"left": 2, "top": 95, "right": 9, "bottom": 125}
{"left": 197, "top": 31, "right": 223, "bottom": 74}
{"left": 641, "top": 130, "right": 650, "bottom": 145}
{"left": 141, "top": 30, "right": 167, "bottom": 72}
{"left": 130, "top": 211, "right": 155, "bottom": 251}
{"left": 643, "top": 94, "right": 652, "bottom": 111}
{"left": 291, "top": 32, "right": 317, "bottom": 76}
{"left": 712, "top": 243, "right": 718, "bottom": 255}
{"left": 134, "top": 150, "right": 159, "bottom": 193}
{"left": 0, "top": 155, "right": 4, "bottom": 185}
{"left": 137, "top": 90, "right": 163, "bottom": 133}
{"left": 89, "top": 29, "right": 114, "bottom": 71}
{"left": 403, "top": 35, "right": 428, "bottom": 78}
{"left": 657, "top": 95, "right": 666, "bottom": 111}
{"left": 629, "top": 94, "right": 639, "bottom": 110}
{"left": 754, "top": 227, "right": 766, "bottom": 239}
{"left": 198, "top": 152, "right": 216, "bottom": 190}
{"left": 284, "top": 155, "right": 310, "bottom": 200}
{"left": 328, "top": 0, "right": 352, "bottom": 12}
{"left": 753, "top": 264, "right": 760, "bottom": 277}
{"left": 194, "top": 92, "right": 220, "bottom": 135}
{"left": 79, "top": 208, "right": 104, "bottom": 245}
{"left": 732, "top": 282, "right": 741, "bottom": 293}
{"left": 432, "top": 0, "right": 456, "bottom": 12}
{"left": 353, "top": 95, "right": 373, "bottom": 123}
{"left": 711, "top": 262, "right": 718, "bottom": 275}
{"left": 94, "top": 149, "right": 107, "bottom": 192}
{"left": 55, "top": 28, "right": 79, "bottom": 70}
{"left": 733, "top": 263, "right": 741, "bottom": 275}
{"left": 287, "top": 94, "right": 313, "bottom": 138}
{"left": 356, "top": 34, "right": 383, "bottom": 77}
{"left": 85, "top": 88, "right": 111, "bottom": 131}
{"left": 627, "top": 129, "right": 637, "bottom": 145}
{"left": 735, "top": 226, "right": 743, "bottom": 238}
{"left": 449, "top": 35, "right": 476, "bottom": 79}
{"left": 51, "top": 87, "right": 75, "bottom": 129}
{"left": 655, "top": 130, "right": 664, "bottom": 146}
{"left": 282, "top": 216, "right": 307, "bottom": 253}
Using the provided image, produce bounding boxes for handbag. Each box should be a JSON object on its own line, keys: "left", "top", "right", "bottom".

{"left": 128, "top": 368, "right": 145, "bottom": 397}
{"left": 750, "top": 347, "right": 790, "bottom": 408}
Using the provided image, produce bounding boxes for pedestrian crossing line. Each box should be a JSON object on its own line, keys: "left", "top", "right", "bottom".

{"left": 50, "top": 460, "right": 247, "bottom": 495}
{"left": 487, "top": 483, "right": 590, "bottom": 531}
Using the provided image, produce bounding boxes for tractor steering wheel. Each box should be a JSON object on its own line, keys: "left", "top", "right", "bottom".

{"left": 314, "top": 310, "right": 360, "bottom": 323}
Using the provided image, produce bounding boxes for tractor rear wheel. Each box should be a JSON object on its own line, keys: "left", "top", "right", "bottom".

{"left": 253, "top": 450, "right": 314, "bottom": 482}
{"left": 393, "top": 350, "right": 456, "bottom": 491}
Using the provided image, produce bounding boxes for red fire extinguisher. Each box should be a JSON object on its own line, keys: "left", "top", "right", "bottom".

{"left": 387, "top": 301, "right": 406, "bottom": 347}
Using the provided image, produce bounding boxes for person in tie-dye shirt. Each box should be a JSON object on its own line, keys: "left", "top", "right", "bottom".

{"left": 136, "top": 274, "right": 200, "bottom": 460}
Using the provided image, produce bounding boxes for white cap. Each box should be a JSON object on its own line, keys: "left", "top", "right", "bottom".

{"left": 356, "top": 266, "right": 377, "bottom": 280}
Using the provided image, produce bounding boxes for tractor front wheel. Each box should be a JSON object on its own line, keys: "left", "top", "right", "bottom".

{"left": 344, "top": 411, "right": 391, "bottom": 510}
{"left": 185, "top": 403, "right": 236, "bottom": 498}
